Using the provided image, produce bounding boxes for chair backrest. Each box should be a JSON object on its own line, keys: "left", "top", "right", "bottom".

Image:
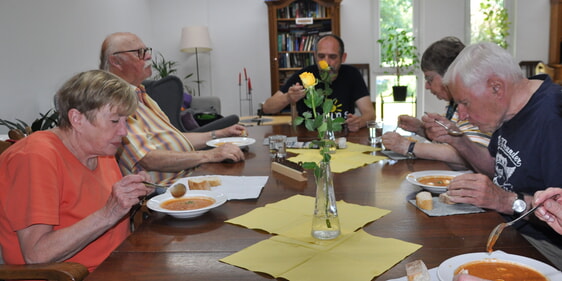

{"left": 142, "top": 76, "right": 187, "bottom": 132}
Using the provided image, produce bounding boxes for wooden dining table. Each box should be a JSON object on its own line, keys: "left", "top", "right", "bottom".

{"left": 85, "top": 124, "right": 552, "bottom": 281}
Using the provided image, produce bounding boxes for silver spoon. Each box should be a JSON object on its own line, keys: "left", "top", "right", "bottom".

{"left": 433, "top": 119, "right": 464, "bottom": 136}
{"left": 143, "top": 181, "right": 187, "bottom": 198}
{"left": 486, "top": 194, "right": 559, "bottom": 252}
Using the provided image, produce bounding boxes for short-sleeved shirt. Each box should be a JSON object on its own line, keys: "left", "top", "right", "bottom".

{"left": 488, "top": 74, "right": 562, "bottom": 245}
{"left": 280, "top": 64, "right": 370, "bottom": 119}
{"left": 450, "top": 110, "right": 491, "bottom": 147}
{"left": 116, "top": 87, "right": 195, "bottom": 184}
{"left": 0, "top": 131, "right": 129, "bottom": 272}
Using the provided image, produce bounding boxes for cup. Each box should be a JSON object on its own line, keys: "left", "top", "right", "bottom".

{"left": 367, "top": 120, "right": 383, "bottom": 145}
{"left": 269, "top": 135, "right": 287, "bottom": 159}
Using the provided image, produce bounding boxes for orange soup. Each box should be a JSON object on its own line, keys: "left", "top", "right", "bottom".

{"left": 161, "top": 196, "right": 215, "bottom": 211}
{"left": 418, "top": 175, "right": 453, "bottom": 186}
{"left": 455, "top": 260, "right": 547, "bottom": 281}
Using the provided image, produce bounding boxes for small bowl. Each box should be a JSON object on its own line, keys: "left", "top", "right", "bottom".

{"left": 147, "top": 190, "right": 227, "bottom": 219}
{"left": 406, "top": 170, "right": 470, "bottom": 194}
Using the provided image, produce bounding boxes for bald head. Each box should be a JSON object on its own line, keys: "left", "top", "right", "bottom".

{"left": 99, "top": 32, "right": 152, "bottom": 86}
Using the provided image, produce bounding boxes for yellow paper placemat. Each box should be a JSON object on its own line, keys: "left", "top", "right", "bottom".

{"left": 220, "top": 229, "right": 421, "bottom": 281}
{"left": 287, "top": 142, "right": 387, "bottom": 173}
{"left": 226, "top": 195, "right": 391, "bottom": 243}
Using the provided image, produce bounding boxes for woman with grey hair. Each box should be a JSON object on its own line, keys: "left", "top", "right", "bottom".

{"left": 382, "top": 37, "right": 490, "bottom": 170}
{"left": 0, "top": 70, "right": 153, "bottom": 272}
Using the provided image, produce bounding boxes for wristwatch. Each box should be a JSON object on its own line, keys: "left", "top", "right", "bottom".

{"left": 512, "top": 192, "right": 527, "bottom": 217}
{"left": 406, "top": 142, "right": 416, "bottom": 159}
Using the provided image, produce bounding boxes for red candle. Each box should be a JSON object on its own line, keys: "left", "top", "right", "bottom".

{"left": 248, "top": 78, "right": 252, "bottom": 91}
{"left": 244, "top": 68, "right": 248, "bottom": 80}
{"left": 238, "top": 72, "right": 241, "bottom": 85}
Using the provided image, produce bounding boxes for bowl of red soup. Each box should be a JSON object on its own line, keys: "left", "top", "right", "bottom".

{"left": 406, "top": 170, "right": 471, "bottom": 194}
{"left": 147, "top": 190, "right": 227, "bottom": 219}
{"left": 437, "top": 251, "right": 561, "bottom": 281}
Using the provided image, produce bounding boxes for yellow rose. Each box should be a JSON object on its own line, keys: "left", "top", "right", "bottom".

{"left": 299, "top": 72, "right": 317, "bottom": 88}
{"left": 318, "top": 60, "right": 329, "bottom": 71}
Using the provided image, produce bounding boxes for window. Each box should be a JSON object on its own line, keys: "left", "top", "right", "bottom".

{"left": 469, "top": 0, "right": 511, "bottom": 49}
{"left": 375, "top": 0, "right": 418, "bottom": 124}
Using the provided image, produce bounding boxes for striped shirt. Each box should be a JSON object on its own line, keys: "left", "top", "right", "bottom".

{"left": 450, "top": 110, "right": 491, "bottom": 147}
{"left": 116, "top": 86, "right": 195, "bottom": 184}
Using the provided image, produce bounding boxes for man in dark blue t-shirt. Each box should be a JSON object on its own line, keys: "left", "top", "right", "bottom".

{"left": 262, "top": 34, "right": 375, "bottom": 132}
{"left": 440, "top": 42, "right": 562, "bottom": 270}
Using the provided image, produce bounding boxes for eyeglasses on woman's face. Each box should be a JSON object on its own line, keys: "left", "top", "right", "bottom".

{"left": 112, "top": 47, "right": 152, "bottom": 60}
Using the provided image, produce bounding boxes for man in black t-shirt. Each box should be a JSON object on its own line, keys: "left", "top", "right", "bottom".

{"left": 262, "top": 34, "right": 375, "bottom": 132}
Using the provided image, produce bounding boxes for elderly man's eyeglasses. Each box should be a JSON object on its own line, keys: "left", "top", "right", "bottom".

{"left": 112, "top": 47, "right": 152, "bottom": 60}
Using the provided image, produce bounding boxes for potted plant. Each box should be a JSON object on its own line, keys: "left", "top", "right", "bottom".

{"left": 151, "top": 52, "right": 195, "bottom": 95}
{"left": 377, "top": 26, "right": 420, "bottom": 101}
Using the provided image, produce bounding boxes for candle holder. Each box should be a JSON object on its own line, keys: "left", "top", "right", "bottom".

{"left": 239, "top": 68, "right": 253, "bottom": 116}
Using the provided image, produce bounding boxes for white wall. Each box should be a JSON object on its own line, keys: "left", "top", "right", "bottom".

{"left": 0, "top": 0, "right": 551, "bottom": 133}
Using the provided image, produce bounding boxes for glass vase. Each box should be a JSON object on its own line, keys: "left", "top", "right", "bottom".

{"left": 311, "top": 160, "right": 340, "bottom": 240}
{"left": 323, "top": 129, "right": 337, "bottom": 154}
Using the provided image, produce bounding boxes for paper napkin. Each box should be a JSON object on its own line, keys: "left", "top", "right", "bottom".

{"left": 226, "top": 195, "right": 391, "bottom": 243}
{"left": 286, "top": 142, "right": 387, "bottom": 173}
{"left": 220, "top": 229, "right": 422, "bottom": 281}
{"left": 174, "top": 175, "right": 268, "bottom": 200}
{"left": 408, "top": 198, "right": 485, "bottom": 216}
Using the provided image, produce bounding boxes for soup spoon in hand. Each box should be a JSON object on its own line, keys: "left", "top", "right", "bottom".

{"left": 143, "top": 181, "right": 187, "bottom": 198}
{"left": 486, "top": 194, "right": 559, "bottom": 252}
{"left": 433, "top": 119, "right": 464, "bottom": 136}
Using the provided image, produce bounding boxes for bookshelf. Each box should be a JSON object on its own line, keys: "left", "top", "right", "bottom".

{"left": 265, "top": 0, "right": 341, "bottom": 93}
{"left": 549, "top": 0, "right": 562, "bottom": 84}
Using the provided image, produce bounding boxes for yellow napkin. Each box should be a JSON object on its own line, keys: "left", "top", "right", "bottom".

{"left": 287, "top": 142, "right": 387, "bottom": 173}
{"left": 226, "top": 195, "right": 391, "bottom": 243}
{"left": 220, "top": 229, "right": 421, "bottom": 281}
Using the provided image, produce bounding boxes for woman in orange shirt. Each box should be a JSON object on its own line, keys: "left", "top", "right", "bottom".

{"left": 0, "top": 70, "right": 153, "bottom": 272}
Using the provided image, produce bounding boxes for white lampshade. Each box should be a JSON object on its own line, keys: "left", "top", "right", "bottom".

{"left": 180, "top": 26, "right": 212, "bottom": 53}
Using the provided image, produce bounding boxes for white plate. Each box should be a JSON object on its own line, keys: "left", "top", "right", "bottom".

{"left": 147, "top": 190, "right": 227, "bottom": 219}
{"left": 437, "top": 251, "right": 562, "bottom": 281}
{"left": 406, "top": 170, "right": 470, "bottom": 194}
{"left": 206, "top": 137, "right": 256, "bottom": 147}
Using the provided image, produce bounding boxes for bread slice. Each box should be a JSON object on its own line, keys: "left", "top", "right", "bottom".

{"left": 439, "top": 192, "right": 456, "bottom": 205}
{"left": 406, "top": 260, "right": 431, "bottom": 281}
{"left": 187, "top": 176, "right": 222, "bottom": 190}
{"left": 416, "top": 191, "right": 433, "bottom": 210}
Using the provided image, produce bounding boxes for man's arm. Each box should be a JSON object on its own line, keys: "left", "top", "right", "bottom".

{"left": 262, "top": 83, "right": 306, "bottom": 114}
{"left": 138, "top": 144, "right": 245, "bottom": 172}
{"left": 262, "top": 90, "right": 292, "bottom": 114}
{"left": 183, "top": 124, "right": 246, "bottom": 149}
{"left": 345, "top": 96, "right": 375, "bottom": 132}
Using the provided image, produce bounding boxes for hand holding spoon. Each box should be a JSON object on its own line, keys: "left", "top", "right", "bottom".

{"left": 143, "top": 181, "right": 187, "bottom": 198}
{"left": 433, "top": 119, "right": 464, "bottom": 136}
{"left": 486, "top": 194, "right": 559, "bottom": 252}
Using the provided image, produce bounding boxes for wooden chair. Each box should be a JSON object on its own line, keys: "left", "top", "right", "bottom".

{"left": 0, "top": 262, "right": 89, "bottom": 281}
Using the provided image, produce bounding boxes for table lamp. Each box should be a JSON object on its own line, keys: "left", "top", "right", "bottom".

{"left": 180, "top": 26, "right": 212, "bottom": 96}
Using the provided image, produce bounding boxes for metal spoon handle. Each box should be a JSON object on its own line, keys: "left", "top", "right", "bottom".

{"left": 142, "top": 181, "right": 168, "bottom": 189}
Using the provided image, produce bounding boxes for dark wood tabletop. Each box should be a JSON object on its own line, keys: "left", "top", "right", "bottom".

{"left": 85, "top": 124, "right": 550, "bottom": 281}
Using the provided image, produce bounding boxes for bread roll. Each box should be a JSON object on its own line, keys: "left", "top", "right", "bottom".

{"left": 187, "top": 176, "right": 222, "bottom": 190}
{"left": 416, "top": 191, "right": 433, "bottom": 210}
{"left": 406, "top": 260, "right": 430, "bottom": 281}
{"left": 439, "top": 192, "right": 456, "bottom": 205}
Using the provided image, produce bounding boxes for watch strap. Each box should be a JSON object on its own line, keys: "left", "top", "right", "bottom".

{"left": 407, "top": 142, "right": 416, "bottom": 159}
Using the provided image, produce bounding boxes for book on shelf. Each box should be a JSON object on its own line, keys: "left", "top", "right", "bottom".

{"left": 276, "top": 1, "right": 328, "bottom": 19}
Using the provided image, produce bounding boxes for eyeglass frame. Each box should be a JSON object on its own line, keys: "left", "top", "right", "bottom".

{"left": 112, "top": 47, "right": 152, "bottom": 60}
{"left": 424, "top": 74, "right": 435, "bottom": 86}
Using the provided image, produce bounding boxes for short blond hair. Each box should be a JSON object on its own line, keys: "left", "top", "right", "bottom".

{"left": 55, "top": 70, "right": 138, "bottom": 129}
